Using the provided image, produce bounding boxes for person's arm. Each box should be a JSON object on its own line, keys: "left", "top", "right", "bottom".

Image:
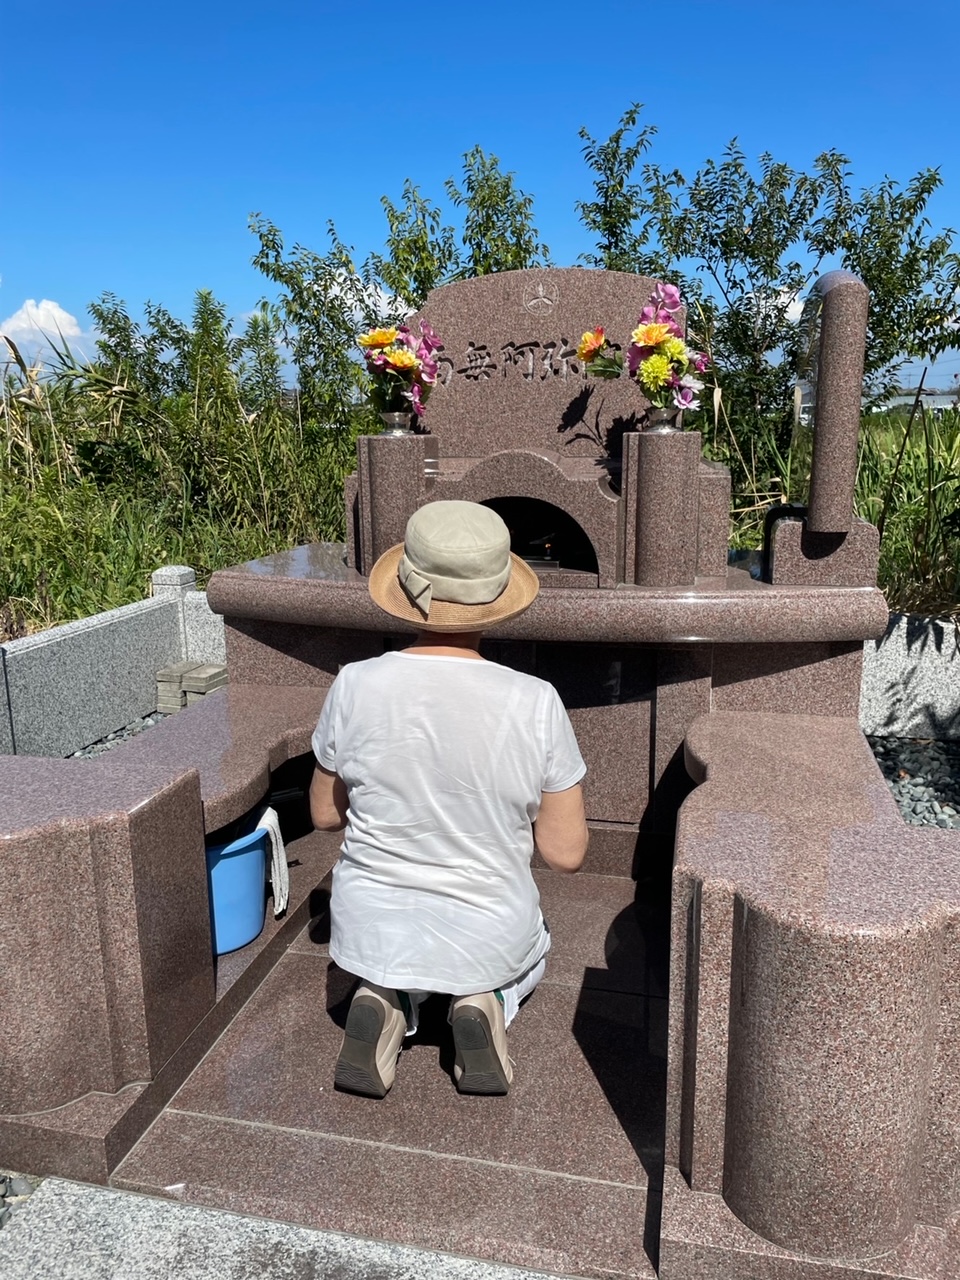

{"left": 309, "top": 764, "right": 349, "bottom": 832}
{"left": 533, "top": 783, "right": 588, "bottom": 873}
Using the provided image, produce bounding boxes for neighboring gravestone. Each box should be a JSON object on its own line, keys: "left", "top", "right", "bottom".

{"left": 412, "top": 267, "right": 669, "bottom": 456}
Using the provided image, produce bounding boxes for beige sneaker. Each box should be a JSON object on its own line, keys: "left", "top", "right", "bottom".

{"left": 451, "top": 991, "right": 513, "bottom": 1095}
{"left": 334, "top": 983, "right": 407, "bottom": 1098}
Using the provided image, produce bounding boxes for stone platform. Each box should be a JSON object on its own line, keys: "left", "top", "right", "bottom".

{"left": 110, "top": 866, "right": 668, "bottom": 1279}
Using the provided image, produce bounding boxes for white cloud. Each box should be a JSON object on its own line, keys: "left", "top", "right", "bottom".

{"left": 1, "top": 298, "right": 97, "bottom": 366}
{"left": 1, "top": 298, "right": 83, "bottom": 342}
{"left": 785, "top": 295, "right": 805, "bottom": 324}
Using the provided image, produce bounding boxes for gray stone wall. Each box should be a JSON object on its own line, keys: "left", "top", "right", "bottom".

{"left": 0, "top": 568, "right": 226, "bottom": 757}
{"left": 859, "top": 613, "right": 959, "bottom": 739}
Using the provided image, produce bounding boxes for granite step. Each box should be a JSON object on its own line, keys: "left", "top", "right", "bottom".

{"left": 112, "top": 870, "right": 667, "bottom": 1280}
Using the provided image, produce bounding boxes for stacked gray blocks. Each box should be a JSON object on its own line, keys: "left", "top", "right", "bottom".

{"left": 156, "top": 661, "right": 205, "bottom": 713}
{"left": 157, "top": 662, "right": 228, "bottom": 712}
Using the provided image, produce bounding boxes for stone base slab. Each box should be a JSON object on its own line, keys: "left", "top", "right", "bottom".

{"left": 659, "top": 1168, "right": 955, "bottom": 1280}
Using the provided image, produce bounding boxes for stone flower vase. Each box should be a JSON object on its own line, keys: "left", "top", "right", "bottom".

{"left": 643, "top": 406, "right": 683, "bottom": 433}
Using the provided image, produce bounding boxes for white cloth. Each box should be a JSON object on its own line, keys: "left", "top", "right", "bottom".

{"left": 255, "top": 805, "right": 289, "bottom": 916}
{"left": 312, "top": 651, "right": 585, "bottom": 995}
{"left": 402, "top": 956, "right": 548, "bottom": 1037}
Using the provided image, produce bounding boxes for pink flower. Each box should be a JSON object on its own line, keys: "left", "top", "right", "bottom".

{"left": 419, "top": 352, "right": 438, "bottom": 385}
{"left": 407, "top": 383, "right": 425, "bottom": 415}
{"left": 637, "top": 302, "right": 682, "bottom": 336}
{"left": 694, "top": 351, "right": 710, "bottom": 373}
{"left": 655, "top": 282, "right": 683, "bottom": 313}
{"left": 418, "top": 320, "right": 442, "bottom": 353}
{"left": 627, "top": 343, "right": 654, "bottom": 375}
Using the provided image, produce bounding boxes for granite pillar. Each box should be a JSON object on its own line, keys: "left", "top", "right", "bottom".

{"left": 1, "top": 765, "right": 213, "bottom": 1117}
{"left": 663, "top": 712, "right": 960, "bottom": 1278}
{"left": 724, "top": 903, "right": 940, "bottom": 1258}
{"left": 695, "top": 461, "right": 731, "bottom": 579}
{"left": 356, "top": 434, "right": 436, "bottom": 573}
{"left": 807, "top": 272, "right": 869, "bottom": 534}
{"left": 633, "top": 431, "right": 701, "bottom": 586}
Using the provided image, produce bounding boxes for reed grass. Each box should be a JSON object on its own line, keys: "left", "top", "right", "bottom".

{"left": 1, "top": 320, "right": 366, "bottom": 638}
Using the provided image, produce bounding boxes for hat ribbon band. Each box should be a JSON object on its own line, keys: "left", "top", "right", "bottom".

{"left": 398, "top": 554, "right": 510, "bottom": 617}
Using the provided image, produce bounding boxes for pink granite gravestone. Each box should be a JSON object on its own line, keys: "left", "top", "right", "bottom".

{"left": 6, "top": 265, "right": 953, "bottom": 1280}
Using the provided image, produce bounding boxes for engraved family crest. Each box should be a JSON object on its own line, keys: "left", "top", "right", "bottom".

{"left": 523, "top": 278, "right": 559, "bottom": 316}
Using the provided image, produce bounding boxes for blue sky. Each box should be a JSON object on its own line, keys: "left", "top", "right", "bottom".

{"left": 3, "top": 0, "right": 959, "bottom": 386}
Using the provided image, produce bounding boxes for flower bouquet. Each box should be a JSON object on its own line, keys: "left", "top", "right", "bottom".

{"left": 578, "top": 284, "right": 709, "bottom": 416}
{"left": 357, "top": 322, "right": 442, "bottom": 425}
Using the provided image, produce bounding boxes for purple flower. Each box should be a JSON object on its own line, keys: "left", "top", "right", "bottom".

{"left": 673, "top": 385, "right": 700, "bottom": 411}
{"left": 419, "top": 352, "right": 439, "bottom": 385}
{"left": 694, "top": 351, "right": 710, "bottom": 373}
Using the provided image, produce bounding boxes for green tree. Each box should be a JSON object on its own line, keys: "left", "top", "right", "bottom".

{"left": 250, "top": 213, "right": 371, "bottom": 428}
{"left": 576, "top": 102, "right": 672, "bottom": 278}
{"left": 365, "top": 181, "right": 460, "bottom": 313}
{"left": 813, "top": 168, "right": 960, "bottom": 397}
{"left": 446, "top": 146, "right": 549, "bottom": 278}
{"left": 576, "top": 107, "right": 960, "bottom": 427}
{"left": 647, "top": 143, "right": 853, "bottom": 433}
{"left": 238, "top": 302, "right": 284, "bottom": 414}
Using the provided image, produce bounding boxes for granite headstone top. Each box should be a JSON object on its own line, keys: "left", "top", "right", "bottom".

{"left": 412, "top": 267, "right": 675, "bottom": 457}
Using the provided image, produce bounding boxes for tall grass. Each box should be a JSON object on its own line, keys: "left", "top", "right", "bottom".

{"left": 704, "top": 392, "right": 960, "bottom": 619}
{"left": 857, "top": 408, "right": 960, "bottom": 618}
{"left": 0, "top": 302, "right": 368, "bottom": 638}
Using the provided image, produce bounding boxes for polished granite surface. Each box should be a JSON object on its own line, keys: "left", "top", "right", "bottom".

{"left": 112, "top": 869, "right": 666, "bottom": 1279}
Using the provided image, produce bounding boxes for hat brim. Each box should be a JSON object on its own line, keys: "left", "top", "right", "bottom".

{"left": 368, "top": 543, "right": 540, "bottom": 633}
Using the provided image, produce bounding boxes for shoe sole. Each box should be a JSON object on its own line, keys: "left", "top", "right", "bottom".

{"left": 335, "top": 999, "right": 391, "bottom": 1098}
{"left": 452, "top": 1007, "right": 510, "bottom": 1094}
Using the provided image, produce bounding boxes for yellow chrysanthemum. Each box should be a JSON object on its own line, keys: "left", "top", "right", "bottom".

{"left": 358, "top": 327, "right": 399, "bottom": 349}
{"left": 662, "top": 337, "right": 687, "bottom": 363}
{"left": 384, "top": 347, "right": 419, "bottom": 370}
{"left": 631, "top": 322, "right": 673, "bottom": 348}
{"left": 638, "top": 353, "right": 671, "bottom": 391}
{"left": 577, "top": 328, "right": 605, "bottom": 362}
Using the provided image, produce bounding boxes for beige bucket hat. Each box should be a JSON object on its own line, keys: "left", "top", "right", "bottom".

{"left": 368, "top": 501, "right": 540, "bottom": 633}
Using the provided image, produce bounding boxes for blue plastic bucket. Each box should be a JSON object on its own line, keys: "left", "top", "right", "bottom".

{"left": 205, "top": 826, "right": 268, "bottom": 955}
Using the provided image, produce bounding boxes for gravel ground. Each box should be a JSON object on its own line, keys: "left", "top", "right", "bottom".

{"left": 0, "top": 1172, "right": 39, "bottom": 1230}
{"left": 868, "top": 735, "right": 960, "bottom": 829}
{"left": 69, "top": 713, "right": 171, "bottom": 759}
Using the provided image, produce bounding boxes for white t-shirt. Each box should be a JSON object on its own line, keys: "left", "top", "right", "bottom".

{"left": 311, "top": 651, "right": 586, "bottom": 994}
